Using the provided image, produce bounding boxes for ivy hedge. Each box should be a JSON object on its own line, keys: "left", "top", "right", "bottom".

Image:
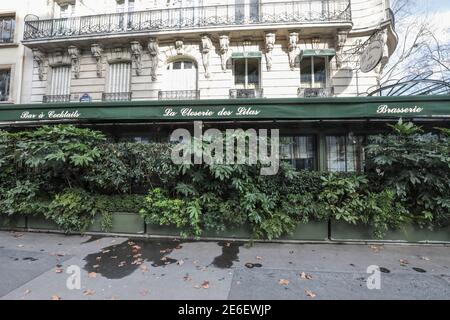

{"left": 0, "top": 121, "right": 449, "bottom": 239}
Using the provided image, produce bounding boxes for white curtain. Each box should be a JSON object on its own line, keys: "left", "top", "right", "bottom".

{"left": 49, "top": 66, "right": 71, "bottom": 96}
{"left": 107, "top": 63, "right": 131, "bottom": 93}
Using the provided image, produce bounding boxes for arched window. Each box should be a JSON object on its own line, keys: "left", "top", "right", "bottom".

{"left": 160, "top": 59, "right": 199, "bottom": 100}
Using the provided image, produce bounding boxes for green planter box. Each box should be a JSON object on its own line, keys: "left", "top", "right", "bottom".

{"left": 281, "top": 221, "right": 329, "bottom": 241}
{"left": 27, "top": 215, "right": 60, "bottom": 231}
{"left": 146, "top": 221, "right": 329, "bottom": 241}
{"left": 0, "top": 215, "right": 27, "bottom": 229}
{"left": 88, "top": 212, "right": 145, "bottom": 234}
{"left": 330, "top": 221, "right": 450, "bottom": 243}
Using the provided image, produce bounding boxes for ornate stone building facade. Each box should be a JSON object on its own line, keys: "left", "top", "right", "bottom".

{"left": 19, "top": 0, "right": 397, "bottom": 103}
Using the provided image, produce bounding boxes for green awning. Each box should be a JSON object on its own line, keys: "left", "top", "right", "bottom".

{"left": 301, "top": 49, "right": 336, "bottom": 57}
{"left": 0, "top": 96, "right": 449, "bottom": 125}
{"left": 231, "top": 51, "right": 262, "bottom": 59}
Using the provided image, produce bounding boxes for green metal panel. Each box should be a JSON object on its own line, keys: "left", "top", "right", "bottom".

{"left": 0, "top": 215, "right": 27, "bottom": 229}
{"left": 330, "top": 221, "right": 450, "bottom": 243}
{"left": 88, "top": 212, "right": 145, "bottom": 234}
{"left": 1, "top": 95, "right": 450, "bottom": 124}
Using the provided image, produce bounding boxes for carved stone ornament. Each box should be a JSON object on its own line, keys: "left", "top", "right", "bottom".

{"left": 32, "top": 48, "right": 46, "bottom": 81}
{"left": 335, "top": 30, "right": 348, "bottom": 68}
{"left": 130, "top": 41, "right": 143, "bottom": 76}
{"left": 201, "top": 35, "right": 213, "bottom": 78}
{"left": 90, "top": 44, "right": 103, "bottom": 77}
{"left": 219, "top": 34, "right": 230, "bottom": 72}
{"left": 265, "top": 32, "right": 276, "bottom": 71}
{"left": 107, "top": 47, "right": 132, "bottom": 63}
{"left": 148, "top": 37, "right": 159, "bottom": 81}
{"left": 68, "top": 46, "right": 81, "bottom": 78}
{"left": 288, "top": 32, "right": 299, "bottom": 70}
{"left": 175, "top": 39, "right": 184, "bottom": 55}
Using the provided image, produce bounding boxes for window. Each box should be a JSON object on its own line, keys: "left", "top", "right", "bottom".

{"left": 235, "top": 0, "right": 259, "bottom": 23}
{"left": 0, "top": 69, "right": 11, "bottom": 101}
{"left": 105, "top": 62, "right": 131, "bottom": 100}
{"left": 326, "top": 135, "right": 365, "bottom": 172}
{"left": 0, "top": 15, "right": 15, "bottom": 43}
{"left": 280, "top": 136, "right": 316, "bottom": 171}
{"left": 300, "top": 56, "right": 327, "bottom": 88}
{"left": 116, "top": 0, "right": 135, "bottom": 13}
{"left": 164, "top": 60, "right": 198, "bottom": 91}
{"left": 234, "top": 58, "right": 260, "bottom": 88}
{"left": 60, "top": 3, "right": 75, "bottom": 18}
{"left": 48, "top": 66, "right": 71, "bottom": 100}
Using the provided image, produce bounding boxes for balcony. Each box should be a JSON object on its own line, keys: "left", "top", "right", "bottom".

{"left": 23, "top": 0, "right": 351, "bottom": 41}
{"left": 43, "top": 94, "right": 71, "bottom": 103}
{"left": 158, "top": 90, "right": 200, "bottom": 100}
{"left": 230, "top": 88, "right": 264, "bottom": 99}
{"left": 102, "top": 92, "right": 132, "bottom": 102}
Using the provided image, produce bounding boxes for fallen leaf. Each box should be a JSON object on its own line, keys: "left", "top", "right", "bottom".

{"left": 96, "top": 256, "right": 102, "bottom": 261}
{"left": 88, "top": 272, "right": 97, "bottom": 278}
{"left": 51, "top": 295, "right": 61, "bottom": 300}
{"left": 83, "top": 289, "right": 95, "bottom": 296}
{"left": 102, "top": 250, "right": 111, "bottom": 254}
{"left": 193, "top": 285, "right": 201, "bottom": 289}
{"left": 175, "top": 245, "right": 183, "bottom": 250}
{"left": 132, "top": 245, "right": 141, "bottom": 251}
{"left": 17, "top": 244, "right": 24, "bottom": 248}
{"left": 118, "top": 261, "right": 126, "bottom": 267}
{"left": 399, "top": 259, "right": 410, "bottom": 266}
{"left": 305, "top": 289, "right": 316, "bottom": 298}
{"left": 369, "top": 245, "right": 382, "bottom": 253}
{"left": 420, "top": 256, "right": 430, "bottom": 261}
{"left": 111, "top": 256, "right": 118, "bottom": 259}
{"left": 183, "top": 274, "right": 192, "bottom": 281}
{"left": 201, "top": 281, "right": 210, "bottom": 289}
{"left": 140, "top": 265, "right": 149, "bottom": 272}
{"left": 128, "top": 241, "right": 135, "bottom": 246}
{"left": 256, "top": 256, "right": 263, "bottom": 260}
{"left": 133, "top": 253, "right": 142, "bottom": 258}
{"left": 55, "top": 267, "right": 64, "bottom": 273}
{"left": 24, "top": 289, "right": 31, "bottom": 295}
{"left": 279, "top": 279, "right": 289, "bottom": 286}
{"left": 93, "top": 264, "right": 100, "bottom": 269}
{"left": 13, "top": 233, "right": 23, "bottom": 238}
{"left": 140, "top": 289, "right": 149, "bottom": 296}
{"left": 300, "top": 272, "right": 313, "bottom": 280}
{"left": 177, "top": 259, "right": 184, "bottom": 266}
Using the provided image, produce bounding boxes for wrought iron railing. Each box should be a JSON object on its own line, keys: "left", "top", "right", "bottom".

{"left": 386, "top": 8, "right": 395, "bottom": 31}
{"left": 298, "top": 87, "right": 334, "bottom": 97}
{"left": 42, "top": 94, "right": 71, "bottom": 103}
{"left": 102, "top": 92, "right": 132, "bottom": 102}
{"left": 230, "top": 88, "right": 264, "bottom": 99}
{"left": 24, "top": 0, "right": 351, "bottom": 41}
{"left": 158, "top": 90, "right": 200, "bottom": 100}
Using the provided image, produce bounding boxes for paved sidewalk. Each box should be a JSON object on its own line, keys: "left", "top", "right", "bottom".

{"left": 0, "top": 231, "right": 449, "bottom": 300}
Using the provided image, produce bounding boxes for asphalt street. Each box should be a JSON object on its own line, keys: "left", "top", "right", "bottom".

{"left": 0, "top": 231, "right": 449, "bottom": 300}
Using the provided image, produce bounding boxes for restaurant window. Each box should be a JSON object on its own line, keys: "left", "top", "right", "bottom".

{"left": 326, "top": 135, "right": 365, "bottom": 172}
{"left": 49, "top": 66, "right": 71, "bottom": 97}
{"left": 0, "top": 69, "right": 11, "bottom": 101}
{"left": 300, "top": 56, "right": 327, "bottom": 88}
{"left": 0, "top": 15, "right": 15, "bottom": 43}
{"left": 280, "top": 136, "right": 316, "bottom": 171}
{"left": 234, "top": 58, "right": 260, "bottom": 89}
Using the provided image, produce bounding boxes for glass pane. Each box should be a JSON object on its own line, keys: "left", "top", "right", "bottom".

{"left": 235, "top": 0, "right": 245, "bottom": 22}
{"left": 300, "top": 57, "right": 312, "bottom": 88}
{"left": 326, "top": 136, "right": 346, "bottom": 172}
{"left": 0, "top": 69, "right": 11, "bottom": 101}
{"left": 234, "top": 59, "right": 246, "bottom": 86}
{"left": 280, "top": 137, "right": 294, "bottom": 160}
{"left": 250, "top": 0, "right": 260, "bottom": 21}
{"left": 346, "top": 136, "right": 364, "bottom": 172}
{"left": 247, "top": 58, "right": 259, "bottom": 86}
{"left": 172, "top": 61, "right": 182, "bottom": 70}
{"left": 313, "top": 57, "right": 326, "bottom": 88}
{"left": 184, "top": 61, "right": 193, "bottom": 69}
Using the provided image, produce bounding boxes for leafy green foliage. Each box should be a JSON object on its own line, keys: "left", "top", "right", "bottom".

{"left": 366, "top": 120, "right": 450, "bottom": 228}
